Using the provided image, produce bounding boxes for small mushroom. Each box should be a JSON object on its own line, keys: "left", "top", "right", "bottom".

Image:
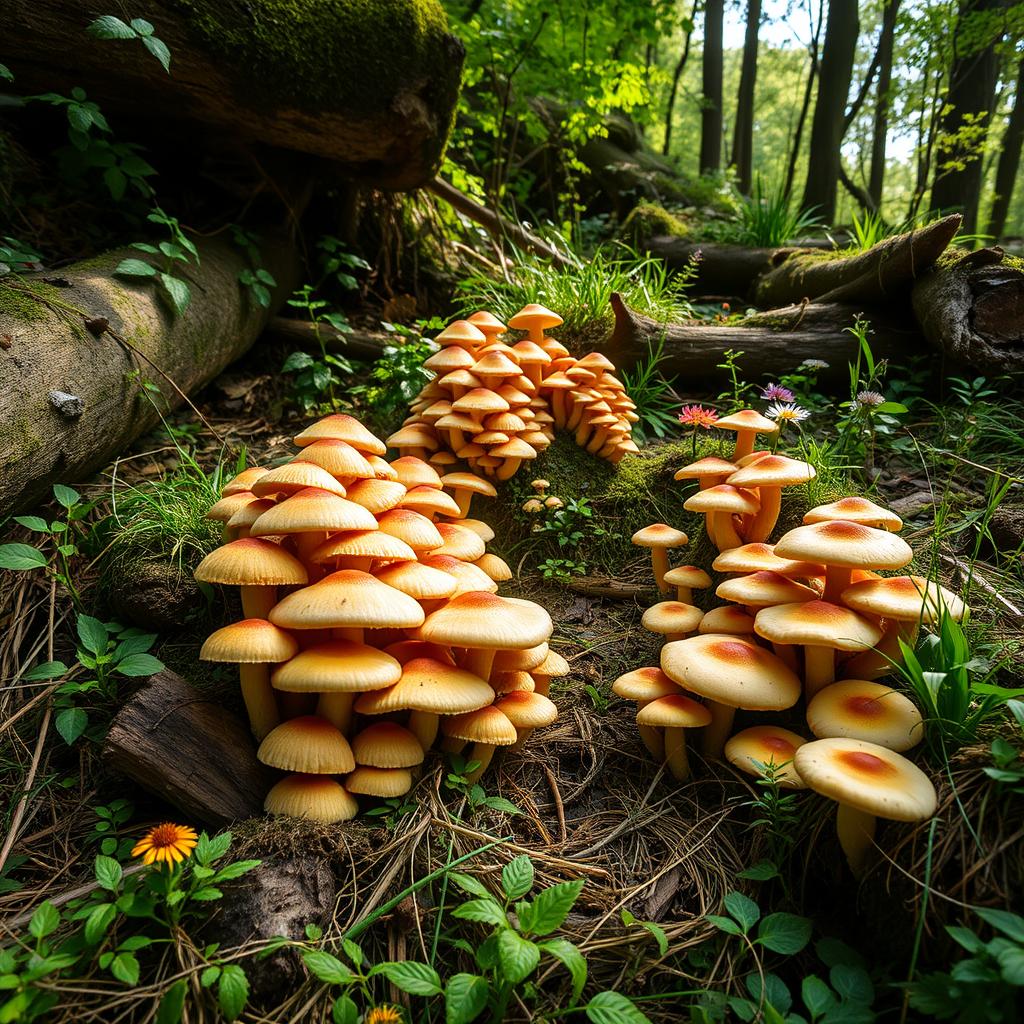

{"left": 441, "top": 705, "right": 518, "bottom": 783}
{"left": 612, "top": 666, "right": 683, "bottom": 760}
{"left": 662, "top": 565, "right": 712, "bottom": 604}
{"left": 683, "top": 485, "right": 759, "bottom": 551}
{"left": 724, "top": 725, "right": 808, "bottom": 788}
{"left": 726, "top": 455, "right": 816, "bottom": 542}
{"left": 806, "top": 679, "right": 923, "bottom": 751}
{"left": 264, "top": 774, "right": 358, "bottom": 822}
{"left": 194, "top": 537, "right": 307, "bottom": 619}
{"left": 713, "top": 409, "right": 779, "bottom": 461}
{"left": 642, "top": 601, "right": 704, "bottom": 642}
{"left": 636, "top": 693, "right": 711, "bottom": 780}
{"left": 257, "top": 715, "right": 355, "bottom": 774}
{"left": 631, "top": 524, "right": 690, "bottom": 594}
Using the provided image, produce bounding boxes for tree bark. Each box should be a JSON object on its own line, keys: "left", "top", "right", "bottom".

{"left": 0, "top": 233, "right": 299, "bottom": 516}
{"left": 911, "top": 247, "right": 1024, "bottom": 374}
{"left": 3, "top": 0, "right": 463, "bottom": 190}
{"left": 783, "top": 0, "right": 825, "bottom": 199}
{"left": 985, "top": 56, "right": 1024, "bottom": 239}
{"left": 700, "top": 0, "right": 725, "bottom": 173}
{"left": 929, "top": 0, "right": 1005, "bottom": 233}
{"left": 801, "top": 0, "right": 860, "bottom": 223}
{"left": 605, "top": 292, "right": 922, "bottom": 382}
{"left": 752, "top": 214, "right": 962, "bottom": 306}
{"left": 730, "top": 0, "right": 762, "bottom": 194}
{"left": 663, "top": 3, "right": 699, "bottom": 156}
{"left": 104, "top": 670, "right": 277, "bottom": 827}
{"left": 869, "top": 0, "right": 901, "bottom": 208}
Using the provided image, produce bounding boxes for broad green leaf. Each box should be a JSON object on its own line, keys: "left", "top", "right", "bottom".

{"left": 303, "top": 950, "right": 353, "bottom": 985}
{"left": 88, "top": 16, "right": 136, "bottom": 39}
{"left": 13, "top": 516, "right": 49, "bottom": 532}
{"left": 737, "top": 860, "right": 779, "bottom": 881}
{"left": 517, "top": 879, "right": 584, "bottom": 936}
{"left": 83, "top": 902, "right": 116, "bottom": 945}
{"left": 585, "top": 990, "right": 653, "bottom": 1023}
{"left": 110, "top": 952, "right": 140, "bottom": 985}
{"left": 497, "top": 929, "right": 540, "bottom": 984}
{"left": 539, "top": 937, "right": 587, "bottom": 1002}
{"left": 745, "top": 971, "right": 791, "bottom": 1016}
{"left": 94, "top": 855, "right": 122, "bottom": 891}
{"left": 801, "top": 974, "right": 836, "bottom": 1017}
{"left": 448, "top": 871, "right": 490, "bottom": 898}
{"left": 374, "top": 961, "right": 442, "bottom": 995}
{"left": 997, "top": 945, "right": 1024, "bottom": 985}
{"left": 445, "top": 973, "right": 489, "bottom": 1024}
{"left": 23, "top": 661, "right": 67, "bottom": 681}
{"left": 115, "top": 258, "right": 157, "bottom": 278}
{"left": 757, "top": 911, "right": 812, "bottom": 954}
{"left": 724, "top": 891, "right": 760, "bottom": 932}
{"left": 830, "top": 963, "right": 874, "bottom": 1004}
{"left": 706, "top": 914, "right": 743, "bottom": 935}
{"left": 946, "top": 925, "right": 987, "bottom": 955}
{"left": 0, "top": 543, "right": 47, "bottom": 570}
{"left": 217, "top": 964, "right": 248, "bottom": 1021}
{"left": 501, "top": 855, "right": 534, "bottom": 900}
{"left": 29, "top": 901, "right": 61, "bottom": 939}
{"left": 76, "top": 614, "right": 109, "bottom": 655}
{"left": 282, "top": 350, "right": 315, "bottom": 372}
{"left": 159, "top": 273, "right": 191, "bottom": 316}
{"left": 130, "top": 18, "right": 154, "bottom": 35}
{"left": 332, "top": 994, "right": 358, "bottom": 1024}
{"left": 453, "top": 897, "right": 507, "bottom": 927}
{"left": 56, "top": 707, "right": 88, "bottom": 746}
{"left": 975, "top": 908, "right": 1024, "bottom": 943}
{"left": 200, "top": 966, "right": 221, "bottom": 987}
{"left": 194, "top": 830, "right": 232, "bottom": 865}
{"left": 116, "top": 653, "right": 164, "bottom": 677}
{"left": 212, "top": 859, "right": 261, "bottom": 882}
{"left": 479, "top": 796, "right": 522, "bottom": 814}
{"left": 156, "top": 980, "right": 187, "bottom": 1024}
{"left": 341, "top": 938, "right": 363, "bottom": 965}
{"left": 191, "top": 887, "right": 223, "bottom": 901}
{"left": 142, "top": 35, "right": 172, "bottom": 73}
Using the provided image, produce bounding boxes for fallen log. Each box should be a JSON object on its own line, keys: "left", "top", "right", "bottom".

{"left": 265, "top": 314, "right": 393, "bottom": 363}
{"left": 103, "top": 669, "right": 275, "bottom": 827}
{"left": 605, "top": 292, "right": 923, "bottom": 382}
{"left": 911, "top": 248, "right": 1024, "bottom": 375}
{"left": 5, "top": 0, "right": 463, "bottom": 189}
{"left": 642, "top": 238, "right": 800, "bottom": 298}
{"left": 0, "top": 233, "right": 300, "bottom": 516}
{"left": 752, "top": 214, "right": 962, "bottom": 307}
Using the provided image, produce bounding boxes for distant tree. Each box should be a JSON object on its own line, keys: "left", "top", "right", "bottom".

{"left": 801, "top": 0, "right": 860, "bottom": 223}
{"left": 986, "top": 53, "right": 1024, "bottom": 238}
{"left": 663, "top": 2, "right": 700, "bottom": 156}
{"left": 783, "top": 0, "right": 825, "bottom": 200}
{"left": 730, "top": 0, "right": 762, "bottom": 193}
{"left": 869, "top": 0, "right": 902, "bottom": 209}
{"left": 700, "top": 0, "right": 725, "bottom": 172}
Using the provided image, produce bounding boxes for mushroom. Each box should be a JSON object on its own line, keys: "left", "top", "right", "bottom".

{"left": 683, "top": 485, "right": 759, "bottom": 551}
{"left": 257, "top": 715, "right": 355, "bottom": 774}
{"left": 294, "top": 413, "right": 387, "bottom": 455}
{"left": 466, "top": 310, "right": 507, "bottom": 344}
{"left": 712, "top": 543, "right": 824, "bottom": 583}
{"left": 531, "top": 479, "right": 550, "bottom": 495}
{"left": 713, "top": 409, "right": 779, "bottom": 460}
{"left": 611, "top": 666, "right": 684, "bottom": 760}
{"left": 631, "top": 524, "right": 690, "bottom": 594}
{"left": 662, "top": 565, "right": 712, "bottom": 604}
{"left": 264, "top": 774, "right": 358, "bottom": 823}
{"left": 429, "top": 523, "right": 487, "bottom": 562}
{"left": 698, "top": 606, "right": 757, "bottom": 636}
{"left": 522, "top": 498, "right": 544, "bottom": 514}
{"left": 473, "top": 553, "right": 513, "bottom": 582}
{"left": 642, "top": 601, "right": 704, "bottom": 642}
{"left": 508, "top": 303, "right": 563, "bottom": 344}
{"left": 372, "top": 560, "right": 459, "bottom": 607}
{"left": 293, "top": 438, "right": 375, "bottom": 482}
{"left": 222, "top": 466, "right": 269, "bottom": 496}
{"left": 724, "top": 725, "right": 807, "bottom": 788}
{"left": 346, "top": 767, "right": 414, "bottom": 798}
{"left": 494, "top": 644, "right": 549, "bottom": 673}
{"left": 440, "top": 472, "right": 498, "bottom": 518}
{"left": 389, "top": 456, "right": 443, "bottom": 491}
{"left": 489, "top": 436, "right": 538, "bottom": 481}
{"left": 803, "top": 496, "right": 903, "bottom": 532}
{"left": 310, "top": 530, "right": 416, "bottom": 573}
{"left": 794, "top": 737, "right": 937, "bottom": 876}
{"left": 194, "top": 537, "right": 308, "bottom": 619}
{"left": 375, "top": 508, "right": 444, "bottom": 552}
{"left": 806, "top": 679, "right": 923, "bottom": 751}
{"left": 351, "top": 722, "right": 425, "bottom": 768}
{"left": 495, "top": 690, "right": 558, "bottom": 749}
{"left": 420, "top": 555, "right": 498, "bottom": 595}
{"left": 224, "top": 498, "right": 274, "bottom": 540}
{"left": 636, "top": 693, "right": 711, "bottom": 780}
{"left": 250, "top": 461, "right": 348, "bottom": 500}
{"left": 726, "top": 455, "right": 816, "bottom": 542}
{"left": 530, "top": 649, "right": 570, "bottom": 696}
{"left": 344, "top": 478, "right": 408, "bottom": 515}
{"left": 440, "top": 705, "right": 518, "bottom": 783}
{"left": 399, "top": 485, "right": 463, "bottom": 520}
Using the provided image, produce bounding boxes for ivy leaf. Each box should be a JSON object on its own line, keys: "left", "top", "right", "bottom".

{"left": 373, "top": 961, "right": 442, "bottom": 995}
{"left": 116, "top": 653, "right": 165, "bottom": 677}
{"left": 217, "top": 964, "right": 249, "bottom": 1021}
{"left": 115, "top": 257, "right": 157, "bottom": 278}
{"left": 585, "top": 990, "right": 653, "bottom": 1023}
{"left": 159, "top": 273, "right": 191, "bottom": 316}
{"left": 539, "top": 937, "right": 587, "bottom": 1003}
{"left": 29, "top": 901, "right": 61, "bottom": 940}
{"left": 110, "top": 952, "right": 140, "bottom": 985}
{"left": 13, "top": 515, "right": 49, "bottom": 533}
{"left": 332, "top": 994, "right": 358, "bottom": 1024}
{"left": 88, "top": 16, "right": 137, "bottom": 39}
{"left": 142, "top": 35, "right": 172, "bottom": 73}
{"left": 56, "top": 707, "right": 88, "bottom": 746}
{"left": 84, "top": 902, "right": 117, "bottom": 945}
{"left": 76, "top": 615, "right": 109, "bottom": 655}
{"left": 282, "top": 351, "right": 315, "bottom": 372}
{"left": 448, "top": 872, "right": 490, "bottom": 898}
{"left": 94, "top": 855, "right": 123, "bottom": 891}
{"left": 497, "top": 930, "right": 540, "bottom": 985}
{"left": 444, "top": 973, "right": 489, "bottom": 1024}
{"left": 0, "top": 543, "right": 47, "bottom": 570}
{"left": 501, "top": 855, "right": 534, "bottom": 901}
{"left": 130, "top": 18, "right": 155, "bottom": 36}
{"left": 518, "top": 879, "right": 584, "bottom": 936}
{"left": 23, "top": 661, "right": 67, "bottom": 681}
{"left": 724, "top": 891, "right": 760, "bottom": 932}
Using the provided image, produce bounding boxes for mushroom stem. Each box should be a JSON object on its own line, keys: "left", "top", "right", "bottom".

{"left": 823, "top": 565, "right": 854, "bottom": 603}
{"left": 843, "top": 622, "right": 902, "bottom": 680}
{"left": 836, "top": 803, "right": 877, "bottom": 878}
{"left": 804, "top": 645, "right": 836, "bottom": 698}
{"left": 637, "top": 725, "right": 665, "bottom": 760}
{"left": 701, "top": 701, "right": 737, "bottom": 758}
{"left": 461, "top": 647, "right": 497, "bottom": 682}
{"left": 712, "top": 512, "right": 743, "bottom": 551}
{"left": 237, "top": 664, "right": 280, "bottom": 740}
{"left": 551, "top": 390, "right": 568, "bottom": 428}
{"left": 496, "top": 458, "right": 522, "bottom": 481}
{"left": 510, "top": 727, "right": 535, "bottom": 752}
{"left": 532, "top": 675, "right": 552, "bottom": 697}
{"left": 675, "top": 585, "right": 694, "bottom": 604}
{"left": 453, "top": 490, "right": 473, "bottom": 518}
{"left": 316, "top": 692, "right": 354, "bottom": 732}
{"left": 650, "top": 549, "right": 671, "bottom": 594}
{"left": 772, "top": 642, "right": 799, "bottom": 672}
{"left": 731, "top": 429, "right": 756, "bottom": 461}
{"left": 332, "top": 627, "right": 365, "bottom": 644}
{"left": 746, "top": 486, "right": 782, "bottom": 543}
{"left": 663, "top": 727, "right": 692, "bottom": 781}
{"left": 440, "top": 735, "right": 466, "bottom": 754}
{"left": 464, "top": 743, "right": 496, "bottom": 783}
{"left": 240, "top": 585, "right": 276, "bottom": 620}
{"left": 408, "top": 710, "right": 439, "bottom": 751}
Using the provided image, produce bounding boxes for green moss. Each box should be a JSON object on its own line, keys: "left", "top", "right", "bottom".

{"left": 0, "top": 280, "right": 67, "bottom": 322}
{"left": 621, "top": 202, "right": 691, "bottom": 244}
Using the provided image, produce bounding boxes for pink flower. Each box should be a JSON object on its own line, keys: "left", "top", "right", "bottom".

{"left": 760, "top": 383, "right": 795, "bottom": 402}
{"left": 678, "top": 405, "right": 719, "bottom": 429}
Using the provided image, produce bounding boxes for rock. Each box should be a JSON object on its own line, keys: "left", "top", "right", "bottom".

{"left": 108, "top": 557, "right": 206, "bottom": 631}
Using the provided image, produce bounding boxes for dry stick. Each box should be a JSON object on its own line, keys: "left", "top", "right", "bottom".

{"left": 543, "top": 764, "right": 568, "bottom": 845}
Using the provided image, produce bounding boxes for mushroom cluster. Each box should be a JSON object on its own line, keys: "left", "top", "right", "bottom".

{"left": 390, "top": 305, "right": 639, "bottom": 478}
{"left": 194, "top": 413, "right": 565, "bottom": 823}
{"left": 618, "top": 445, "right": 968, "bottom": 876}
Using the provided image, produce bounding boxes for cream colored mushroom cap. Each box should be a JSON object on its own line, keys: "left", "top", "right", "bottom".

{"left": 754, "top": 600, "right": 882, "bottom": 651}
{"left": 450, "top": 518, "right": 496, "bottom": 542}
{"left": 355, "top": 657, "right": 495, "bottom": 715}
{"left": 840, "top": 575, "right": 967, "bottom": 623}
{"left": 389, "top": 456, "right": 443, "bottom": 491}
{"left": 194, "top": 538, "right": 308, "bottom": 587}
{"left": 642, "top": 601, "right": 703, "bottom": 635}
{"left": 206, "top": 492, "right": 259, "bottom": 523}
{"left": 663, "top": 565, "right": 712, "bottom": 589}
{"left": 806, "top": 680, "right": 924, "bottom": 751}
{"left": 660, "top": 634, "right": 801, "bottom": 710}
{"left": 673, "top": 457, "right": 738, "bottom": 482}
{"left": 611, "top": 666, "right": 682, "bottom": 702}
{"left": 345, "top": 766, "right": 414, "bottom": 797}
{"left": 793, "top": 738, "right": 937, "bottom": 821}
{"left": 683, "top": 484, "right": 759, "bottom": 515}
{"left": 399, "top": 486, "right": 463, "bottom": 518}
{"left": 508, "top": 303, "right": 563, "bottom": 331}
{"left": 774, "top": 520, "right": 912, "bottom": 570}
{"left": 495, "top": 691, "right": 558, "bottom": 728}
{"left": 493, "top": 644, "right": 549, "bottom": 672}
{"left": 441, "top": 472, "right": 499, "bottom": 498}
{"left": 373, "top": 560, "right": 459, "bottom": 600}
{"left": 724, "top": 726, "right": 808, "bottom": 788}
{"left": 430, "top": 523, "right": 487, "bottom": 561}
{"left": 293, "top": 413, "right": 387, "bottom": 455}
{"left": 803, "top": 496, "right": 903, "bottom": 532}
{"left": 419, "top": 592, "right": 552, "bottom": 649}
{"left": 269, "top": 570, "right": 425, "bottom": 630}
{"left": 222, "top": 466, "right": 269, "bottom": 496}
{"left": 250, "top": 488, "right": 378, "bottom": 535}
{"left": 712, "top": 543, "right": 824, "bottom": 577}
{"left": 714, "top": 409, "right": 779, "bottom": 435}
{"left": 631, "top": 523, "right": 690, "bottom": 548}
{"left": 200, "top": 618, "right": 298, "bottom": 664}
{"left": 441, "top": 705, "right": 518, "bottom": 745}
{"left": 376, "top": 508, "right": 444, "bottom": 551}
{"left": 258, "top": 716, "right": 355, "bottom": 773}
{"left": 270, "top": 641, "right": 402, "bottom": 692}
{"left": 474, "top": 553, "right": 513, "bottom": 582}
{"left": 352, "top": 723, "right": 425, "bottom": 768}
{"left": 344, "top": 478, "right": 408, "bottom": 515}
{"left": 636, "top": 693, "right": 711, "bottom": 729}
{"left": 419, "top": 555, "right": 499, "bottom": 595}
{"left": 251, "top": 461, "right": 348, "bottom": 499}
{"left": 726, "top": 454, "right": 816, "bottom": 487}
{"left": 264, "top": 774, "right": 358, "bottom": 822}
{"left": 698, "top": 606, "right": 756, "bottom": 635}
{"left": 310, "top": 529, "right": 416, "bottom": 565}
{"left": 716, "top": 571, "right": 819, "bottom": 608}
{"left": 533, "top": 650, "right": 570, "bottom": 677}
{"left": 293, "top": 439, "right": 375, "bottom": 480}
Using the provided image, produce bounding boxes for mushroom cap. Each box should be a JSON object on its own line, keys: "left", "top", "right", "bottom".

{"left": 429, "top": 523, "right": 487, "bottom": 561}
{"left": 663, "top": 565, "right": 712, "bottom": 589}
{"left": 661, "top": 634, "right": 801, "bottom": 710}
{"left": 441, "top": 472, "right": 498, "bottom": 498}
{"left": 489, "top": 437, "right": 538, "bottom": 460}
{"left": 419, "top": 592, "right": 552, "bottom": 650}
{"left": 269, "top": 570, "right": 425, "bottom": 630}
{"left": 387, "top": 424, "right": 439, "bottom": 451}
{"left": 222, "top": 466, "right": 270, "bottom": 496}
{"left": 367, "top": 456, "right": 400, "bottom": 481}
{"left": 384, "top": 640, "right": 455, "bottom": 665}
{"left": 774, "top": 521, "right": 913, "bottom": 570}
{"left": 727, "top": 454, "right": 816, "bottom": 488}
{"left": 441, "top": 705, "right": 518, "bottom": 745}
{"left": 389, "top": 456, "right": 443, "bottom": 491}
{"left": 683, "top": 484, "right": 759, "bottom": 515}
{"left": 714, "top": 409, "right": 779, "bottom": 435}
{"left": 698, "top": 605, "right": 757, "bottom": 635}
{"left": 793, "top": 738, "right": 937, "bottom": 821}
{"left": 642, "top": 601, "right": 704, "bottom": 635}
{"left": 345, "top": 766, "right": 414, "bottom": 797}
{"left": 373, "top": 560, "right": 459, "bottom": 600}
{"left": 493, "top": 644, "right": 549, "bottom": 672}
{"left": 355, "top": 657, "right": 494, "bottom": 714}
{"left": 754, "top": 600, "right": 882, "bottom": 651}
{"left": 258, "top": 716, "right": 355, "bottom": 773}
{"left": 467, "top": 310, "right": 507, "bottom": 335}
{"left": 611, "top": 666, "right": 683, "bottom": 702}
{"left": 636, "top": 693, "right": 711, "bottom": 729}
{"left": 439, "top": 369, "right": 482, "bottom": 391}
{"left": 250, "top": 488, "right": 378, "bottom": 535}
{"left": 264, "top": 774, "right": 358, "bottom": 822}
{"left": 294, "top": 439, "right": 374, "bottom": 480}
{"left": 206, "top": 492, "right": 259, "bottom": 523}
{"left": 482, "top": 412, "right": 526, "bottom": 433}
{"left": 449, "top": 518, "right": 496, "bottom": 541}
{"left": 344, "top": 478, "right": 408, "bottom": 515}
{"left": 419, "top": 555, "right": 498, "bottom": 595}
{"left": 491, "top": 670, "right": 535, "bottom": 694}
{"left": 352, "top": 723, "right": 424, "bottom": 768}
{"left": 251, "top": 462, "right": 348, "bottom": 499}
{"left": 631, "top": 523, "right": 690, "bottom": 549}
{"left": 511, "top": 339, "right": 552, "bottom": 365}
{"left": 376, "top": 508, "right": 444, "bottom": 551}
{"left": 226, "top": 498, "right": 275, "bottom": 532}
{"left": 424, "top": 346, "right": 475, "bottom": 374}
{"left": 270, "top": 641, "right": 402, "bottom": 692}
{"left": 724, "top": 726, "right": 808, "bottom": 788}
{"left": 508, "top": 303, "right": 563, "bottom": 331}
{"left": 840, "top": 575, "right": 967, "bottom": 623}
{"left": 399, "top": 486, "right": 463, "bottom": 518}
{"left": 495, "top": 691, "right": 558, "bottom": 728}
{"left": 200, "top": 618, "right": 298, "bottom": 664}
{"left": 472, "top": 351, "right": 522, "bottom": 379}
{"left": 436, "top": 319, "right": 488, "bottom": 347}
{"left": 716, "top": 571, "right": 819, "bottom": 608}
{"left": 452, "top": 388, "right": 510, "bottom": 416}
{"left": 194, "top": 538, "right": 308, "bottom": 587}
{"left": 804, "top": 496, "right": 903, "bottom": 532}
{"left": 712, "top": 543, "right": 824, "bottom": 578}
{"left": 533, "top": 649, "right": 570, "bottom": 677}
{"left": 294, "top": 414, "right": 387, "bottom": 455}
{"left": 673, "top": 457, "right": 738, "bottom": 482}
{"left": 473, "top": 553, "right": 513, "bottom": 582}
{"left": 806, "top": 680, "right": 924, "bottom": 751}
{"left": 310, "top": 530, "right": 416, "bottom": 565}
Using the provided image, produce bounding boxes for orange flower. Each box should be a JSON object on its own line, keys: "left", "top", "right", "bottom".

{"left": 131, "top": 823, "right": 198, "bottom": 866}
{"left": 365, "top": 1008, "right": 403, "bottom": 1024}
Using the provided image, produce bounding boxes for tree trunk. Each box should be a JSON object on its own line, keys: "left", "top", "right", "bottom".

{"left": 929, "top": 0, "right": 1004, "bottom": 233}
{"left": 985, "top": 56, "right": 1024, "bottom": 239}
{"left": 0, "top": 233, "right": 299, "bottom": 516}
{"left": 730, "top": 0, "right": 762, "bottom": 194}
{"left": 801, "top": 0, "right": 860, "bottom": 223}
{"left": 606, "top": 292, "right": 922, "bottom": 381}
{"left": 104, "top": 670, "right": 277, "bottom": 827}
{"left": 869, "top": 0, "right": 901, "bottom": 208}
{"left": 4, "top": 0, "right": 463, "bottom": 190}
{"left": 783, "top": 0, "right": 825, "bottom": 199}
{"left": 663, "top": 3, "right": 699, "bottom": 156}
{"left": 753, "top": 214, "right": 962, "bottom": 306}
{"left": 911, "top": 247, "right": 1024, "bottom": 374}
{"left": 700, "top": 0, "right": 725, "bottom": 173}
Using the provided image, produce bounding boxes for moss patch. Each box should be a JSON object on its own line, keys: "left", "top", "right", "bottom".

{"left": 620, "top": 202, "right": 691, "bottom": 244}
{"left": 0, "top": 279, "right": 68, "bottom": 322}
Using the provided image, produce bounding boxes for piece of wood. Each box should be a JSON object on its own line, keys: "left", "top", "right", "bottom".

{"left": 103, "top": 669, "right": 275, "bottom": 827}
{"left": 641, "top": 238, "right": 801, "bottom": 298}
{"left": 265, "top": 315, "right": 392, "bottom": 362}
{"left": 911, "top": 247, "right": 1024, "bottom": 374}
{"left": 605, "top": 292, "right": 923, "bottom": 381}
{"left": 0, "top": 233, "right": 300, "bottom": 516}
{"left": 753, "top": 214, "right": 962, "bottom": 307}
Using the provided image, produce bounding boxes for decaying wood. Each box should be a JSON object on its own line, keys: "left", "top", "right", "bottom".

{"left": 0, "top": 233, "right": 299, "bottom": 516}
{"left": 911, "top": 247, "right": 1024, "bottom": 374}
{"left": 103, "top": 670, "right": 275, "bottom": 827}
{"left": 265, "top": 315, "right": 393, "bottom": 362}
{"left": 605, "top": 292, "right": 922, "bottom": 380}
{"left": 565, "top": 576, "right": 652, "bottom": 600}
{"left": 640, "top": 238, "right": 801, "bottom": 298}
{"left": 753, "top": 214, "right": 962, "bottom": 306}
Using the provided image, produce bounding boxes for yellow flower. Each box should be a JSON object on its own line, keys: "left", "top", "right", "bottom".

{"left": 365, "top": 1007, "right": 403, "bottom": 1024}
{"left": 131, "top": 823, "right": 198, "bottom": 866}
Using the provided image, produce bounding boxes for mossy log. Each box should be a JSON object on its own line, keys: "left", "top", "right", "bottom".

{"left": 911, "top": 247, "right": 1024, "bottom": 374}
{"left": 104, "top": 670, "right": 275, "bottom": 827}
{"left": 752, "top": 214, "right": 962, "bottom": 307}
{"left": 606, "top": 292, "right": 923, "bottom": 381}
{"left": 4, "top": 0, "right": 463, "bottom": 189}
{"left": 0, "top": 233, "right": 299, "bottom": 516}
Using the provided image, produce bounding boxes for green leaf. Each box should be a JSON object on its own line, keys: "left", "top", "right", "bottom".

{"left": 745, "top": 971, "right": 792, "bottom": 1016}
{"left": 84, "top": 902, "right": 116, "bottom": 945}
{"left": 94, "top": 855, "right": 122, "bottom": 891}
{"left": 497, "top": 930, "right": 540, "bottom": 985}
{"left": 29, "top": 901, "right": 61, "bottom": 939}
{"left": 217, "top": 965, "right": 248, "bottom": 1021}
{"left": 453, "top": 898, "right": 507, "bottom": 927}
{"left": 56, "top": 707, "right": 88, "bottom": 746}
{"left": 997, "top": 945, "right": 1024, "bottom": 985}
{"left": 52, "top": 483, "right": 80, "bottom": 508}
{"left": 737, "top": 860, "right": 779, "bottom": 881}
{"left": 801, "top": 974, "right": 836, "bottom": 1017}
{"left": 830, "top": 963, "right": 874, "bottom": 1004}
{"left": 131, "top": 242, "right": 160, "bottom": 254}
{"left": 212, "top": 859, "right": 261, "bottom": 882}
{"left": 282, "top": 350, "right": 315, "bottom": 372}
{"left": 159, "top": 273, "right": 191, "bottom": 316}
{"left": 116, "top": 653, "right": 164, "bottom": 677}
{"left": 332, "top": 994, "right": 359, "bottom": 1024}
{"left": 194, "top": 830, "right": 232, "bottom": 865}
{"left": 445, "top": 973, "right": 490, "bottom": 1024}
{"left": 0, "top": 64, "right": 12, "bottom": 83}
{"left": 303, "top": 950, "right": 353, "bottom": 985}
{"left": 191, "top": 887, "right": 224, "bottom": 901}
{"left": 76, "top": 615, "right": 108, "bottom": 656}
{"left": 724, "top": 891, "right": 760, "bottom": 932}
{"left": 156, "top": 980, "right": 187, "bottom": 1024}
{"left": 585, "top": 990, "right": 653, "bottom": 1023}
{"left": 13, "top": 516, "right": 49, "bottom": 533}
{"left": 111, "top": 952, "right": 140, "bottom": 985}
{"left": 706, "top": 914, "right": 743, "bottom": 935}
{"left": 518, "top": 879, "right": 584, "bottom": 936}
{"left": 757, "top": 912, "right": 812, "bottom": 955}
{"left": 375, "top": 961, "right": 442, "bottom": 995}
{"left": 23, "top": 661, "right": 67, "bottom": 681}
{"left": 104, "top": 166, "right": 127, "bottom": 201}
{"left": 975, "top": 908, "right": 1024, "bottom": 943}
{"left": 539, "top": 937, "right": 587, "bottom": 1002}
{"left": 0, "top": 543, "right": 47, "bottom": 570}
{"left": 449, "top": 872, "right": 490, "bottom": 898}
{"left": 501, "top": 855, "right": 534, "bottom": 900}
{"left": 88, "top": 16, "right": 136, "bottom": 39}
{"left": 130, "top": 18, "right": 155, "bottom": 36}
{"left": 200, "top": 966, "right": 221, "bottom": 987}
{"left": 115, "top": 258, "right": 158, "bottom": 278}
{"left": 142, "top": 35, "right": 172, "bottom": 73}
{"left": 341, "top": 938, "right": 363, "bottom": 966}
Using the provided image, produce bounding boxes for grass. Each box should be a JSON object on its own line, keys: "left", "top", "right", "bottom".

{"left": 734, "top": 175, "right": 823, "bottom": 246}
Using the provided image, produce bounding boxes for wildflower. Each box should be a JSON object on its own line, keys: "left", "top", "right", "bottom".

{"left": 800, "top": 359, "right": 829, "bottom": 370}
{"left": 760, "top": 383, "right": 795, "bottom": 402}
{"left": 856, "top": 390, "right": 885, "bottom": 407}
{"left": 766, "top": 402, "right": 810, "bottom": 423}
{"left": 132, "top": 823, "right": 198, "bottom": 866}
{"left": 677, "top": 404, "right": 719, "bottom": 429}
{"left": 365, "top": 1008, "right": 403, "bottom": 1024}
